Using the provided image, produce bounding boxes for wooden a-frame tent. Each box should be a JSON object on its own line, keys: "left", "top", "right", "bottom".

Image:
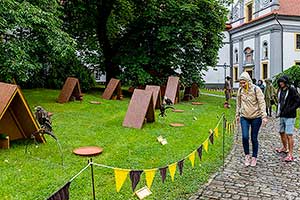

{"left": 0, "top": 82, "right": 45, "bottom": 143}
{"left": 57, "top": 77, "right": 83, "bottom": 103}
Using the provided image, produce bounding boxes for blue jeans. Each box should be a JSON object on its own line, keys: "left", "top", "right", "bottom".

{"left": 240, "top": 117, "right": 262, "bottom": 158}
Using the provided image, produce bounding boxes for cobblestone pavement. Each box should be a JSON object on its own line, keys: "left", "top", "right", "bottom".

{"left": 190, "top": 117, "right": 300, "bottom": 200}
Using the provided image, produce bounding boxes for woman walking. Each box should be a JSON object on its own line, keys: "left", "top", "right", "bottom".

{"left": 236, "top": 72, "right": 268, "bottom": 167}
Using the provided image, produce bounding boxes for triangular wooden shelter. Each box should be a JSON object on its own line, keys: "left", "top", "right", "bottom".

{"left": 122, "top": 89, "right": 155, "bottom": 129}
{"left": 57, "top": 77, "right": 83, "bottom": 104}
{"left": 182, "top": 83, "right": 199, "bottom": 101}
{"left": 0, "top": 82, "right": 45, "bottom": 143}
{"left": 145, "top": 85, "right": 161, "bottom": 109}
{"left": 191, "top": 83, "right": 199, "bottom": 98}
{"left": 164, "top": 76, "right": 180, "bottom": 104}
{"left": 102, "top": 78, "right": 122, "bottom": 100}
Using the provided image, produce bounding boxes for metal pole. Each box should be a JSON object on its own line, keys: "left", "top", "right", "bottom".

{"left": 89, "top": 158, "right": 96, "bottom": 200}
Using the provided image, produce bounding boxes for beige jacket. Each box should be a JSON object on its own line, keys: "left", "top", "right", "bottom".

{"left": 236, "top": 72, "right": 267, "bottom": 119}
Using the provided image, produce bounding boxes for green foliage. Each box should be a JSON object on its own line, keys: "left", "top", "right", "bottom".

{"left": 117, "top": 0, "right": 228, "bottom": 87}
{"left": 64, "top": 0, "right": 228, "bottom": 87}
{"left": 273, "top": 65, "right": 300, "bottom": 88}
{"left": 0, "top": 0, "right": 95, "bottom": 90}
{"left": 0, "top": 89, "right": 235, "bottom": 199}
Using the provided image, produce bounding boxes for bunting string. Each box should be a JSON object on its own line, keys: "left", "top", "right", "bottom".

{"left": 48, "top": 114, "right": 237, "bottom": 197}
{"left": 69, "top": 163, "right": 91, "bottom": 182}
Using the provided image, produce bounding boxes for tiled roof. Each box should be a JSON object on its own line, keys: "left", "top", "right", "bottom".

{"left": 276, "top": 0, "right": 300, "bottom": 16}
{"left": 230, "top": 0, "right": 300, "bottom": 31}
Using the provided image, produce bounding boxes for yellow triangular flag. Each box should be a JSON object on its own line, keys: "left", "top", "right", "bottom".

{"left": 203, "top": 139, "right": 209, "bottom": 153}
{"left": 226, "top": 122, "right": 229, "bottom": 133}
{"left": 144, "top": 169, "right": 157, "bottom": 189}
{"left": 114, "top": 168, "right": 129, "bottom": 192}
{"left": 214, "top": 127, "right": 219, "bottom": 138}
{"left": 168, "top": 163, "right": 177, "bottom": 182}
{"left": 188, "top": 151, "right": 196, "bottom": 168}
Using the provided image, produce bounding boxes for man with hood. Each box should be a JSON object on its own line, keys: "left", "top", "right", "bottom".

{"left": 236, "top": 72, "right": 268, "bottom": 167}
{"left": 275, "top": 75, "right": 300, "bottom": 162}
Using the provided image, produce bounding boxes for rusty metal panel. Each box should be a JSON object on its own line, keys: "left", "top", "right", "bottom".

{"left": 0, "top": 82, "right": 17, "bottom": 118}
{"left": 102, "top": 78, "right": 122, "bottom": 100}
{"left": 145, "top": 85, "right": 161, "bottom": 109}
{"left": 164, "top": 76, "right": 180, "bottom": 104}
{"left": 191, "top": 83, "right": 199, "bottom": 98}
{"left": 57, "top": 77, "right": 82, "bottom": 103}
{"left": 0, "top": 110, "right": 23, "bottom": 140}
{"left": 0, "top": 83, "right": 44, "bottom": 142}
{"left": 122, "top": 89, "right": 155, "bottom": 129}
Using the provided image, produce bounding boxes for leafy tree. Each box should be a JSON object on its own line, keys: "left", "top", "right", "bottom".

{"left": 64, "top": 0, "right": 228, "bottom": 87}
{"left": 0, "top": 0, "right": 95, "bottom": 90}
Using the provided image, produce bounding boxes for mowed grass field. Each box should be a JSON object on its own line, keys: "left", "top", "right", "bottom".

{"left": 0, "top": 88, "right": 235, "bottom": 199}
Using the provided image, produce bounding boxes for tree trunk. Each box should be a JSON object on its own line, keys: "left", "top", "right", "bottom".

{"left": 96, "top": 0, "right": 120, "bottom": 85}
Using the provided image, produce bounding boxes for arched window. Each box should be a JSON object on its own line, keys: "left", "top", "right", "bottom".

{"left": 263, "top": 41, "right": 268, "bottom": 59}
{"left": 234, "top": 48, "right": 238, "bottom": 63}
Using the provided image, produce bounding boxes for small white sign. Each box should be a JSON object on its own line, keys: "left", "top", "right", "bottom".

{"left": 135, "top": 186, "right": 152, "bottom": 199}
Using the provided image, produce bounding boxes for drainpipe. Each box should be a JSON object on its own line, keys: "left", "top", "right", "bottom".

{"left": 229, "top": 31, "right": 233, "bottom": 86}
{"left": 275, "top": 13, "right": 284, "bottom": 72}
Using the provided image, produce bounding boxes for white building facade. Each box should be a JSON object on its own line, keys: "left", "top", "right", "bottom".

{"left": 205, "top": 0, "right": 300, "bottom": 88}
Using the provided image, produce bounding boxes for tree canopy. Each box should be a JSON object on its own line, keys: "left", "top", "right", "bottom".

{"left": 1, "top": 0, "right": 228, "bottom": 89}
{"left": 0, "top": 0, "right": 94, "bottom": 90}
{"left": 64, "top": 0, "right": 228, "bottom": 87}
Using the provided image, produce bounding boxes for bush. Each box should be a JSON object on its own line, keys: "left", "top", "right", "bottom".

{"left": 23, "top": 59, "right": 95, "bottom": 91}
{"left": 273, "top": 65, "right": 300, "bottom": 88}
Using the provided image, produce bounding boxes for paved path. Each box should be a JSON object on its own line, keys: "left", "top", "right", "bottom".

{"left": 190, "top": 117, "right": 300, "bottom": 200}
{"left": 200, "top": 92, "right": 236, "bottom": 100}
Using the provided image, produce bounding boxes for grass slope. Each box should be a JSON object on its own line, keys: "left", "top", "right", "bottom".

{"left": 0, "top": 89, "right": 235, "bottom": 200}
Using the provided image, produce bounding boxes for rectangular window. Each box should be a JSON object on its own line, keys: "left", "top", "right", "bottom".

{"left": 247, "top": 4, "right": 253, "bottom": 22}
{"left": 295, "top": 61, "right": 300, "bottom": 66}
{"left": 296, "top": 34, "right": 300, "bottom": 50}
{"left": 233, "top": 66, "right": 238, "bottom": 82}
{"left": 262, "top": 63, "right": 268, "bottom": 79}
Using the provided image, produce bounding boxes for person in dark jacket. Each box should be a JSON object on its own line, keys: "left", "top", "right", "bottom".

{"left": 275, "top": 75, "right": 300, "bottom": 162}
{"left": 257, "top": 80, "right": 265, "bottom": 93}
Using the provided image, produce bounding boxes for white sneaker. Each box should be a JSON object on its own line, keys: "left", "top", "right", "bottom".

{"left": 244, "top": 155, "right": 251, "bottom": 167}
{"left": 250, "top": 157, "right": 257, "bottom": 167}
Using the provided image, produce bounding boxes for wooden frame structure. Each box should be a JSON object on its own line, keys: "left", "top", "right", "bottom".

{"left": 164, "top": 76, "right": 180, "bottom": 104}
{"left": 0, "top": 82, "right": 45, "bottom": 143}
{"left": 102, "top": 78, "right": 122, "bottom": 100}
{"left": 145, "top": 85, "right": 161, "bottom": 109}
{"left": 122, "top": 89, "right": 155, "bottom": 129}
{"left": 182, "top": 83, "right": 199, "bottom": 101}
{"left": 57, "top": 77, "right": 83, "bottom": 104}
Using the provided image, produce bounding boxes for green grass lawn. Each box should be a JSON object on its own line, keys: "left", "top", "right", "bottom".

{"left": 201, "top": 88, "right": 224, "bottom": 96}
{"left": 0, "top": 89, "right": 235, "bottom": 200}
